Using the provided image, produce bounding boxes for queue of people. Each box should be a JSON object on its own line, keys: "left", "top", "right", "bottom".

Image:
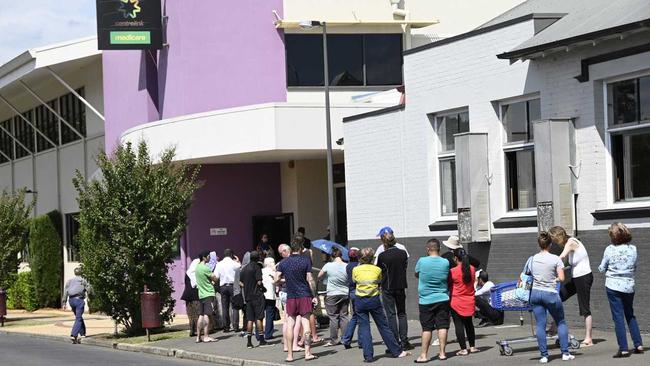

{"left": 178, "top": 221, "right": 643, "bottom": 363}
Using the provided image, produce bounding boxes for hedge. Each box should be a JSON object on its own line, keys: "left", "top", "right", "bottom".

{"left": 7, "top": 271, "right": 38, "bottom": 311}
{"left": 28, "top": 212, "right": 63, "bottom": 308}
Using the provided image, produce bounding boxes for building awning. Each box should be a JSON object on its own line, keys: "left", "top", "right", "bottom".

{"left": 275, "top": 19, "right": 438, "bottom": 29}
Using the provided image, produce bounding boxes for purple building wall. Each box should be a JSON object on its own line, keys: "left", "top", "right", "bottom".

{"left": 171, "top": 163, "right": 282, "bottom": 314}
{"left": 102, "top": 0, "right": 287, "bottom": 152}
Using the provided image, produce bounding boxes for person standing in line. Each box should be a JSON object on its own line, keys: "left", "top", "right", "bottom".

{"left": 549, "top": 226, "right": 594, "bottom": 347}
{"left": 526, "top": 232, "right": 574, "bottom": 363}
{"left": 215, "top": 249, "right": 241, "bottom": 333}
{"left": 278, "top": 243, "right": 305, "bottom": 353}
{"left": 182, "top": 258, "right": 201, "bottom": 337}
{"left": 376, "top": 227, "right": 413, "bottom": 351}
{"left": 240, "top": 251, "right": 270, "bottom": 348}
{"left": 474, "top": 270, "right": 503, "bottom": 327}
{"left": 275, "top": 236, "right": 319, "bottom": 362}
{"left": 262, "top": 256, "right": 277, "bottom": 340}
{"left": 599, "top": 223, "right": 644, "bottom": 358}
{"left": 195, "top": 251, "right": 219, "bottom": 343}
{"left": 373, "top": 226, "right": 409, "bottom": 264}
{"left": 298, "top": 227, "right": 313, "bottom": 257}
{"left": 353, "top": 247, "right": 410, "bottom": 363}
{"left": 318, "top": 247, "right": 349, "bottom": 346}
{"left": 295, "top": 233, "right": 322, "bottom": 345}
{"left": 62, "top": 267, "right": 91, "bottom": 344}
{"left": 414, "top": 239, "right": 450, "bottom": 363}
{"left": 441, "top": 235, "right": 480, "bottom": 269}
{"left": 257, "top": 233, "right": 275, "bottom": 260}
{"left": 341, "top": 247, "right": 360, "bottom": 349}
{"left": 449, "top": 248, "right": 478, "bottom": 356}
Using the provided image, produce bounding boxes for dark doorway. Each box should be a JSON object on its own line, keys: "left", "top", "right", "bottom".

{"left": 252, "top": 213, "right": 294, "bottom": 260}
{"left": 336, "top": 186, "right": 348, "bottom": 244}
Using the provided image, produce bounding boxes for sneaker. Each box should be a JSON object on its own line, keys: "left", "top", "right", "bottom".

{"left": 258, "top": 340, "right": 272, "bottom": 348}
{"left": 475, "top": 320, "right": 489, "bottom": 328}
{"left": 562, "top": 354, "right": 575, "bottom": 361}
{"left": 247, "top": 343, "right": 254, "bottom": 349}
{"left": 432, "top": 338, "right": 440, "bottom": 346}
{"left": 343, "top": 343, "right": 352, "bottom": 349}
{"left": 69, "top": 336, "right": 78, "bottom": 344}
{"left": 540, "top": 357, "right": 548, "bottom": 363}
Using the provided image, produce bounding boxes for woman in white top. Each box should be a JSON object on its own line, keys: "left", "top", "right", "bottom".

{"left": 549, "top": 226, "right": 593, "bottom": 347}
{"left": 261, "top": 257, "right": 277, "bottom": 340}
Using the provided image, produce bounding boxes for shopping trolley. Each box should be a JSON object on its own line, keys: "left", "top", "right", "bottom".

{"left": 490, "top": 281, "right": 580, "bottom": 356}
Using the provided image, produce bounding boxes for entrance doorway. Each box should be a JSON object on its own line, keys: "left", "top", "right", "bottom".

{"left": 336, "top": 185, "right": 347, "bottom": 244}
{"left": 252, "top": 213, "right": 294, "bottom": 260}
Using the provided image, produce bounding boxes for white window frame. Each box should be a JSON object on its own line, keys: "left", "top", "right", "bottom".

{"left": 433, "top": 108, "right": 469, "bottom": 217}
{"left": 499, "top": 96, "right": 540, "bottom": 213}
{"left": 604, "top": 71, "right": 650, "bottom": 207}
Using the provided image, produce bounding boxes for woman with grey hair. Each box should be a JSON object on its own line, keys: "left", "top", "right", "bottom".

{"left": 262, "top": 256, "right": 277, "bottom": 340}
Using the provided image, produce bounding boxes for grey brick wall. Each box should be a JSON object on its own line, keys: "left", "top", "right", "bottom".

{"left": 350, "top": 229, "right": 649, "bottom": 332}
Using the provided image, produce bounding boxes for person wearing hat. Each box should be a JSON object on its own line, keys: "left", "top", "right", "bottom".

{"left": 376, "top": 227, "right": 413, "bottom": 351}
{"left": 441, "top": 235, "right": 481, "bottom": 269}
{"left": 342, "top": 247, "right": 360, "bottom": 348}
{"left": 374, "top": 226, "right": 409, "bottom": 264}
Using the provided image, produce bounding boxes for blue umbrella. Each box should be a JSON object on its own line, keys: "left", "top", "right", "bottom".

{"left": 311, "top": 239, "right": 349, "bottom": 261}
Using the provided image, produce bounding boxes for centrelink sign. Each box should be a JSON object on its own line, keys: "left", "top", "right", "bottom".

{"left": 96, "top": 0, "right": 163, "bottom": 50}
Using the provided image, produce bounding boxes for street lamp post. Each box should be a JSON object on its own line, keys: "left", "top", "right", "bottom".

{"left": 300, "top": 20, "right": 337, "bottom": 242}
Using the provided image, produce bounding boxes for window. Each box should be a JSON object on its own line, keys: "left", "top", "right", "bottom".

{"left": 506, "top": 149, "right": 536, "bottom": 210}
{"left": 435, "top": 110, "right": 469, "bottom": 215}
{"left": 285, "top": 34, "right": 403, "bottom": 87}
{"left": 66, "top": 213, "right": 81, "bottom": 262}
{"left": 609, "top": 75, "right": 650, "bottom": 201}
{"left": 14, "top": 113, "right": 34, "bottom": 159}
{"left": 502, "top": 99, "right": 541, "bottom": 143}
{"left": 34, "top": 100, "right": 59, "bottom": 152}
{"left": 0, "top": 119, "right": 12, "bottom": 163}
{"left": 60, "top": 88, "right": 86, "bottom": 145}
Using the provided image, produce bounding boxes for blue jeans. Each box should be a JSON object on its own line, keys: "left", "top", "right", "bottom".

{"left": 606, "top": 288, "right": 643, "bottom": 352}
{"left": 264, "top": 299, "right": 275, "bottom": 339}
{"left": 69, "top": 297, "right": 86, "bottom": 337}
{"left": 342, "top": 293, "right": 358, "bottom": 345}
{"left": 530, "top": 289, "right": 569, "bottom": 357}
{"left": 356, "top": 296, "right": 402, "bottom": 361}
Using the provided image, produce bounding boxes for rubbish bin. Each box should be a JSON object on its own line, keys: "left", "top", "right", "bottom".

{"left": 0, "top": 289, "right": 7, "bottom": 327}
{"left": 140, "top": 290, "right": 161, "bottom": 340}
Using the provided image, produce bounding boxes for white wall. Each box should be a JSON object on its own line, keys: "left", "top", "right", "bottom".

{"left": 344, "top": 19, "right": 538, "bottom": 240}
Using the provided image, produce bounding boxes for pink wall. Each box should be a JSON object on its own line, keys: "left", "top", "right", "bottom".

{"left": 102, "top": 0, "right": 287, "bottom": 152}
{"left": 170, "top": 163, "right": 282, "bottom": 313}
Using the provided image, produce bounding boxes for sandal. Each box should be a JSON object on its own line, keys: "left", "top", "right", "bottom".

{"left": 414, "top": 358, "right": 430, "bottom": 363}
{"left": 580, "top": 341, "right": 594, "bottom": 348}
{"left": 202, "top": 337, "right": 217, "bottom": 343}
{"left": 305, "top": 355, "right": 319, "bottom": 361}
{"left": 456, "top": 350, "right": 469, "bottom": 356}
{"left": 470, "top": 347, "right": 480, "bottom": 353}
{"left": 324, "top": 342, "right": 339, "bottom": 347}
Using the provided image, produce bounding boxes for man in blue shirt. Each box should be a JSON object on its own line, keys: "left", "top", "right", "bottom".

{"left": 415, "top": 239, "right": 450, "bottom": 362}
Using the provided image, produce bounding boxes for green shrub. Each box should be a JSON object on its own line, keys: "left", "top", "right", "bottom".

{"left": 73, "top": 141, "right": 200, "bottom": 334}
{"left": 29, "top": 213, "right": 63, "bottom": 308}
{"left": 7, "top": 271, "right": 38, "bottom": 311}
{"left": 0, "top": 190, "right": 33, "bottom": 291}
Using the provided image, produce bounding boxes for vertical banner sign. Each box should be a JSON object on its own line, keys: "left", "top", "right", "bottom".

{"left": 96, "top": 0, "right": 163, "bottom": 50}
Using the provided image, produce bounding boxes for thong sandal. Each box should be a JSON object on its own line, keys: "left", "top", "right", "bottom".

{"left": 456, "top": 350, "right": 469, "bottom": 356}
{"left": 305, "top": 355, "right": 319, "bottom": 361}
{"left": 414, "top": 358, "right": 430, "bottom": 363}
{"left": 580, "top": 341, "right": 594, "bottom": 348}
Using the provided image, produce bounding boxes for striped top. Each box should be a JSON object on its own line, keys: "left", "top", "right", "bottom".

{"left": 352, "top": 264, "right": 382, "bottom": 297}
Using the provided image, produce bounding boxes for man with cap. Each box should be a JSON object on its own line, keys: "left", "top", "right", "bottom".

{"left": 374, "top": 226, "right": 409, "bottom": 264}
{"left": 376, "top": 226, "right": 413, "bottom": 351}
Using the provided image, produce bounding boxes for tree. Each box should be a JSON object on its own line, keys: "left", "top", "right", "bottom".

{"left": 28, "top": 212, "right": 63, "bottom": 308}
{"left": 73, "top": 141, "right": 199, "bottom": 334}
{"left": 0, "top": 190, "right": 33, "bottom": 291}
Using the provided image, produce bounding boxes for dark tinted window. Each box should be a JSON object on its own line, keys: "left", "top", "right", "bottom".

{"left": 286, "top": 34, "right": 403, "bottom": 87}
{"left": 328, "top": 35, "right": 363, "bottom": 86}
{"left": 14, "top": 113, "right": 34, "bottom": 159}
{"left": 0, "top": 119, "right": 12, "bottom": 163}
{"left": 365, "top": 34, "right": 403, "bottom": 86}
{"left": 612, "top": 79, "right": 638, "bottom": 125}
{"left": 286, "top": 34, "right": 324, "bottom": 86}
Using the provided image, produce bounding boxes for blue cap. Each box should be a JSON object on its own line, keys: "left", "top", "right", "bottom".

{"left": 376, "top": 226, "right": 393, "bottom": 237}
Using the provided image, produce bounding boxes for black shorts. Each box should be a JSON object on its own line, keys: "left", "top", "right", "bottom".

{"left": 199, "top": 296, "right": 215, "bottom": 316}
{"left": 245, "top": 297, "right": 265, "bottom": 321}
{"left": 560, "top": 272, "right": 593, "bottom": 316}
{"left": 419, "top": 301, "right": 450, "bottom": 331}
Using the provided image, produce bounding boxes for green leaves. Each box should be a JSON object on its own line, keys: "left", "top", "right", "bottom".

{"left": 73, "top": 141, "right": 199, "bottom": 335}
{"left": 29, "top": 212, "right": 63, "bottom": 308}
{"left": 0, "top": 190, "right": 33, "bottom": 291}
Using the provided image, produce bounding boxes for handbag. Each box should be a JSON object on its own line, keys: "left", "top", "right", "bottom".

{"left": 515, "top": 256, "right": 534, "bottom": 302}
{"left": 272, "top": 306, "right": 281, "bottom": 321}
{"left": 232, "top": 293, "right": 244, "bottom": 310}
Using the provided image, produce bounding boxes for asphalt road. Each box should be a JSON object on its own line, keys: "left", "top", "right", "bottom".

{"left": 0, "top": 333, "right": 207, "bottom": 366}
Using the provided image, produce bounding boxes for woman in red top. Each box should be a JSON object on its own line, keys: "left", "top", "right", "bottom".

{"left": 449, "top": 248, "right": 478, "bottom": 356}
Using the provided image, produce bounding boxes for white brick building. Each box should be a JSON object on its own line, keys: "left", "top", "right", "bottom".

{"left": 343, "top": 0, "right": 650, "bottom": 329}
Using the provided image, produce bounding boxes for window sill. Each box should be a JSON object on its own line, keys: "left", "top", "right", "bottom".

{"left": 493, "top": 215, "right": 538, "bottom": 229}
{"left": 591, "top": 207, "right": 650, "bottom": 220}
{"left": 428, "top": 219, "right": 458, "bottom": 231}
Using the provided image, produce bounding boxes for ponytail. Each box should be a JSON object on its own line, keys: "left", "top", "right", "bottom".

{"left": 453, "top": 248, "right": 472, "bottom": 284}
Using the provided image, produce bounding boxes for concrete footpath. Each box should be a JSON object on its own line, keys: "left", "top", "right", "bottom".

{"left": 1, "top": 309, "right": 649, "bottom": 365}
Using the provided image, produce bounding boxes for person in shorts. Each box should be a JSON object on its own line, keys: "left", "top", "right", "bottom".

{"left": 196, "top": 251, "right": 219, "bottom": 343}
{"left": 275, "top": 235, "right": 318, "bottom": 362}
{"left": 415, "top": 239, "right": 450, "bottom": 362}
{"left": 240, "top": 250, "right": 269, "bottom": 348}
